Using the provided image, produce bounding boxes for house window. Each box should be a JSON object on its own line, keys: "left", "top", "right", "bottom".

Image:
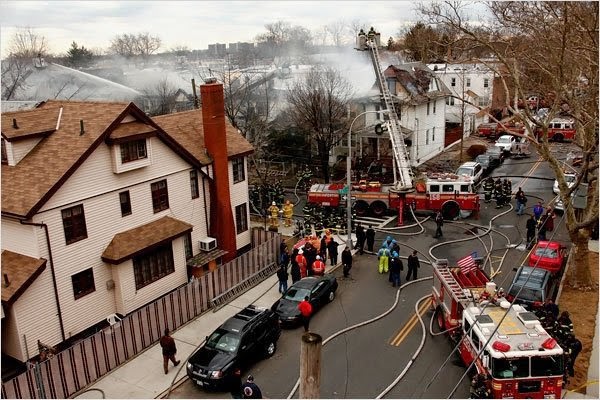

{"left": 466, "top": 78, "right": 471, "bottom": 87}
{"left": 133, "top": 243, "right": 175, "bottom": 290}
{"left": 235, "top": 203, "right": 249, "bottom": 234}
{"left": 151, "top": 180, "right": 169, "bottom": 213}
{"left": 72, "top": 268, "right": 95, "bottom": 299}
{"left": 1, "top": 139, "right": 7, "bottom": 164}
{"left": 433, "top": 100, "right": 436, "bottom": 114}
{"left": 375, "top": 105, "right": 381, "bottom": 120}
{"left": 184, "top": 233, "right": 193, "bottom": 260}
{"left": 446, "top": 97, "right": 455, "bottom": 106}
{"left": 432, "top": 127, "right": 436, "bottom": 141}
{"left": 232, "top": 157, "right": 245, "bottom": 183}
{"left": 62, "top": 204, "right": 88, "bottom": 245}
{"left": 120, "top": 139, "right": 147, "bottom": 163}
{"left": 484, "top": 78, "right": 489, "bottom": 88}
{"left": 190, "top": 170, "right": 199, "bottom": 199}
{"left": 120, "top": 191, "right": 132, "bottom": 217}
{"left": 451, "top": 78, "right": 456, "bottom": 87}
{"left": 426, "top": 129, "right": 430, "bottom": 145}
{"left": 427, "top": 102, "right": 430, "bottom": 115}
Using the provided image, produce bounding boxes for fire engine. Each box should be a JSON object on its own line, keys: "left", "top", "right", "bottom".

{"left": 535, "top": 118, "right": 576, "bottom": 142}
{"left": 477, "top": 121, "right": 526, "bottom": 139}
{"left": 431, "top": 259, "right": 564, "bottom": 399}
{"left": 306, "top": 29, "right": 480, "bottom": 224}
{"left": 308, "top": 172, "right": 480, "bottom": 220}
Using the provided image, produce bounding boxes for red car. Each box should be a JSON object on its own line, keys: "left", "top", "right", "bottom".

{"left": 528, "top": 241, "right": 567, "bottom": 275}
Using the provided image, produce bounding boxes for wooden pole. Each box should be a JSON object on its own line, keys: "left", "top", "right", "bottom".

{"left": 300, "top": 332, "right": 322, "bottom": 399}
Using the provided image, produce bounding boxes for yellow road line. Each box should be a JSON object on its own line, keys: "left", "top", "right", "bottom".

{"left": 390, "top": 299, "right": 430, "bottom": 346}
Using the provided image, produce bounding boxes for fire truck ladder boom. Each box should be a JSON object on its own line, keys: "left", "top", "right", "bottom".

{"left": 436, "top": 265, "right": 470, "bottom": 303}
{"left": 367, "top": 39, "right": 413, "bottom": 192}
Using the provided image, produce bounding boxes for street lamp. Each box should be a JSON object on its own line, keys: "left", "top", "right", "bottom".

{"left": 346, "top": 109, "right": 389, "bottom": 248}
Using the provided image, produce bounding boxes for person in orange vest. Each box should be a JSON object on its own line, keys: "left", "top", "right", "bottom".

{"left": 312, "top": 255, "right": 326, "bottom": 276}
{"left": 296, "top": 249, "right": 308, "bottom": 278}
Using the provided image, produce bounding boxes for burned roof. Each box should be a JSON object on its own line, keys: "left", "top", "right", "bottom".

{"left": 384, "top": 63, "right": 450, "bottom": 105}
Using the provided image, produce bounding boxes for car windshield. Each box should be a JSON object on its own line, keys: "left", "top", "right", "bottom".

{"left": 509, "top": 285, "right": 542, "bottom": 302}
{"left": 206, "top": 329, "right": 241, "bottom": 353}
{"left": 456, "top": 167, "right": 473, "bottom": 176}
{"left": 531, "top": 355, "right": 564, "bottom": 377}
{"left": 565, "top": 175, "right": 576, "bottom": 183}
{"left": 534, "top": 247, "right": 558, "bottom": 258}
{"left": 284, "top": 286, "right": 311, "bottom": 302}
{"left": 492, "top": 357, "right": 530, "bottom": 379}
{"left": 497, "top": 137, "right": 512, "bottom": 144}
{"left": 487, "top": 147, "right": 501, "bottom": 155}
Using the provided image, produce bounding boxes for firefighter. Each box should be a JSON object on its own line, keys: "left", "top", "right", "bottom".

{"left": 282, "top": 200, "right": 294, "bottom": 227}
{"left": 377, "top": 246, "right": 391, "bottom": 274}
{"left": 494, "top": 178, "right": 504, "bottom": 208}
{"left": 469, "top": 373, "right": 490, "bottom": 399}
{"left": 557, "top": 311, "right": 574, "bottom": 343}
{"left": 312, "top": 255, "right": 325, "bottom": 276}
{"left": 564, "top": 333, "right": 582, "bottom": 377}
{"left": 268, "top": 201, "right": 280, "bottom": 228}
{"left": 502, "top": 179, "right": 512, "bottom": 207}
{"left": 483, "top": 177, "right": 494, "bottom": 203}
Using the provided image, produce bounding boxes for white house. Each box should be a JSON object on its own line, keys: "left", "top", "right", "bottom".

{"left": 428, "top": 62, "right": 496, "bottom": 134}
{"left": 1, "top": 88, "right": 253, "bottom": 363}
{"left": 352, "top": 62, "right": 451, "bottom": 169}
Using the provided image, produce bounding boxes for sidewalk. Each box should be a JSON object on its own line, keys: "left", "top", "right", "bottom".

{"left": 75, "top": 227, "right": 352, "bottom": 399}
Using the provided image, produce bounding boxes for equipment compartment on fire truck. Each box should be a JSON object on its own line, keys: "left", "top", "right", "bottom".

{"left": 431, "top": 260, "right": 564, "bottom": 399}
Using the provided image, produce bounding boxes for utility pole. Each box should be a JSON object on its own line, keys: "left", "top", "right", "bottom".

{"left": 300, "top": 332, "right": 322, "bottom": 398}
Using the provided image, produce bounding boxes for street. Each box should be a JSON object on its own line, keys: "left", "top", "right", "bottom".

{"left": 168, "top": 142, "right": 575, "bottom": 399}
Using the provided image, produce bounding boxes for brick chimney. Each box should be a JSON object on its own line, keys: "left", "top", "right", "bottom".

{"left": 201, "top": 81, "right": 237, "bottom": 262}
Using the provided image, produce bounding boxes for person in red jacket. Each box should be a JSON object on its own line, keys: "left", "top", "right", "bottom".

{"left": 312, "top": 255, "right": 325, "bottom": 276}
{"left": 296, "top": 249, "right": 307, "bottom": 278}
{"left": 298, "top": 296, "right": 313, "bottom": 332}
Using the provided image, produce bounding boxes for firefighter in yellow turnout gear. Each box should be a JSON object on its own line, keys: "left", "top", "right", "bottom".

{"left": 282, "top": 200, "right": 293, "bottom": 227}
{"left": 268, "top": 201, "right": 280, "bottom": 228}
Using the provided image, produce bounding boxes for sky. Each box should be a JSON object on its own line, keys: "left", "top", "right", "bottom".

{"left": 0, "top": 1, "right": 431, "bottom": 58}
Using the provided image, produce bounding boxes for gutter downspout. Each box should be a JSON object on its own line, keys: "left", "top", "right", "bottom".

{"left": 20, "top": 220, "right": 66, "bottom": 342}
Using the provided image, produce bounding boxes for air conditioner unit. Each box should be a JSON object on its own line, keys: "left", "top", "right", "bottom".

{"left": 199, "top": 237, "right": 217, "bottom": 252}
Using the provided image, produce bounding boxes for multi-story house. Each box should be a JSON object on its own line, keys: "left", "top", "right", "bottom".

{"left": 428, "top": 62, "right": 496, "bottom": 134}
{"left": 0, "top": 82, "right": 253, "bottom": 363}
{"left": 352, "top": 62, "right": 450, "bottom": 169}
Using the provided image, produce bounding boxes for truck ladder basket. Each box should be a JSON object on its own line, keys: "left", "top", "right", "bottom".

{"left": 367, "top": 39, "right": 414, "bottom": 192}
{"left": 210, "top": 262, "right": 277, "bottom": 311}
{"left": 437, "top": 266, "right": 469, "bottom": 303}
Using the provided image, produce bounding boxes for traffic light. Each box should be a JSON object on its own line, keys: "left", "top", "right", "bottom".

{"left": 375, "top": 123, "right": 387, "bottom": 135}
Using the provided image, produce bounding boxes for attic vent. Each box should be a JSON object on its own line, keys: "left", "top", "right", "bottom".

{"left": 80, "top": 120, "right": 85, "bottom": 135}
{"left": 12, "top": 118, "right": 18, "bottom": 129}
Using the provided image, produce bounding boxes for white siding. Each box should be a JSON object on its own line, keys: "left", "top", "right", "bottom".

{"left": 229, "top": 157, "right": 251, "bottom": 249}
{"left": 1, "top": 218, "right": 40, "bottom": 257}
{"left": 1, "top": 303, "right": 24, "bottom": 361}
{"left": 11, "top": 269, "right": 63, "bottom": 361}
{"left": 10, "top": 137, "right": 43, "bottom": 165}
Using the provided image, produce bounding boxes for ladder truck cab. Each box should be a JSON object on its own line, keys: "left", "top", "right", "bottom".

{"left": 431, "top": 260, "right": 564, "bottom": 399}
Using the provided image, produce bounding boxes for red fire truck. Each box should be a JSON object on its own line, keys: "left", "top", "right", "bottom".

{"left": 308, "top": 173, "right": 480, "bottom": 220}
{"left": 431, "top": 259, "right": 564, "bottom": 399}
{"left": 477, "top": 121, "right": 526, "bottom": 139}
{"left": 534, "top": 118, "right": 576, "bottom": 142}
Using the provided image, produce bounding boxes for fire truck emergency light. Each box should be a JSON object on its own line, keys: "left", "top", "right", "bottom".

{"left": 492, "top": 341, "right": 511, "bottom": 352}
{"left": 541, "top": 337, "right": 557, "bottom": 349}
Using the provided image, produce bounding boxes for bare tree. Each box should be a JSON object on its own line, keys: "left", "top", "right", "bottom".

{"left": 8, "top": 27, "right": 49, "bottom": 59}
{"left": 142, "top": 77, "right": 178, "bottom": 116}
{"left": 255, "top": 21, "right": 313, "bottom": 59}
{"left": 136, "top": 33, "right": 161, "bottom": 57}
{"left": 109, "top": 33, "right": 160, "bottom": 58}
{"left": 1, "top": 57, "right": 30, "bottom": 100}
{"left": 286, "top": 66, "right": 354, "bottom": 182}
{"left": 420, "top": 1, "right": 598, "bottom": 288}
{"left": 326, "top": 20, "right": 347, "bottom": 47}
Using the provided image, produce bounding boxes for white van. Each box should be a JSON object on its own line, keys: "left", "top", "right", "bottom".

{"left": 456, "top": 161, "right": 483, "bottom": 184}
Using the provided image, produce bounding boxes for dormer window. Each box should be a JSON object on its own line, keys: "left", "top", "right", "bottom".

{"left": 120, "top": 139, "right": 147, "bottom": 163}
{"left": 1, "top": 139, "right": 7, "bottom": 164}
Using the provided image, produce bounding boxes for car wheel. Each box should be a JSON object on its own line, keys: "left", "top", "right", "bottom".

{"left": 328, "top": 290, "right": 335, "bottom": 302}
{"left": 264, "top": 341, "right": 276, "bottom": 358}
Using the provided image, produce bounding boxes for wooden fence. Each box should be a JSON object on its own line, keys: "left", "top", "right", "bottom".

{"left": 1, "top": 229, "right": 280, "bottom": 399}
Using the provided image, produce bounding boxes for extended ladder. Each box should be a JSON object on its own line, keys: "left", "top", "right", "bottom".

{"left": 366, "top": 39, "right": 414, "bottom": 192}
{"left": 436, "top": 265, "right": 470, "bottom": 304}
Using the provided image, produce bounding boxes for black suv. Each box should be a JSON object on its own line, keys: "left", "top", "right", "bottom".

{"left": 186, "top": 305, "right": 281, "bottom": 391}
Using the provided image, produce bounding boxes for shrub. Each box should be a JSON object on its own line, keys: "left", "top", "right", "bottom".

{"left": 466, "top": 144, "right": 487, "bottom": 158}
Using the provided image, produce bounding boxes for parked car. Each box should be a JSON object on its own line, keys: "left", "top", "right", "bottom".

{"left": 455, "top": 161, "right": 483, "bottom": 184}
{"left": 506, "top": 266, "right": 557, "bottom": 308}
{"left": 475, "top": 153, "right": 500, "bottom": 173}
{"left": 553, "top": 172, "right": 577, "bottom": 195}
{"left": 528, "top": 241, "right": 567, "bottom": 275}
{"left": 494, "top": 134, "right": 518, "bottom": 154}
{"left": 484, "top": 145, "right": 505, "bottom": 164}
{"left": 271, "top": 275, "right": 338, "bottom": 327}
{"left": 187, "top": 305, "right": 281, "bottom": 391}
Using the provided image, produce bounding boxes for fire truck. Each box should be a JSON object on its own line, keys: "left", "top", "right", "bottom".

{"left": 534, "top": 118, "right": 576, "bottom": 142}
{"left": 306, "top": 29, "right": 480, "bottom": 224}
{"left": 477, "top": 121, "right": 526, "bottom": 139}
{"left": 431, "top": 259, "right": 564, "bottom": 399}
{"left": 308, "top": 172, "right": 480, "bottom": 220}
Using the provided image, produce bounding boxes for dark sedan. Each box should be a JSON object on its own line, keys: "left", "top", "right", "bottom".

{"left": 271, "top": 275, "right": 338, "bottom": 327}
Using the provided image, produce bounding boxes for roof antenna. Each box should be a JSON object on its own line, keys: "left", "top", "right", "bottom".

{"left": 12, "top": 118, "right": 18, "bottom": 129}
{"left": 80, "top": 120, "right": 85, "bottom": 135}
